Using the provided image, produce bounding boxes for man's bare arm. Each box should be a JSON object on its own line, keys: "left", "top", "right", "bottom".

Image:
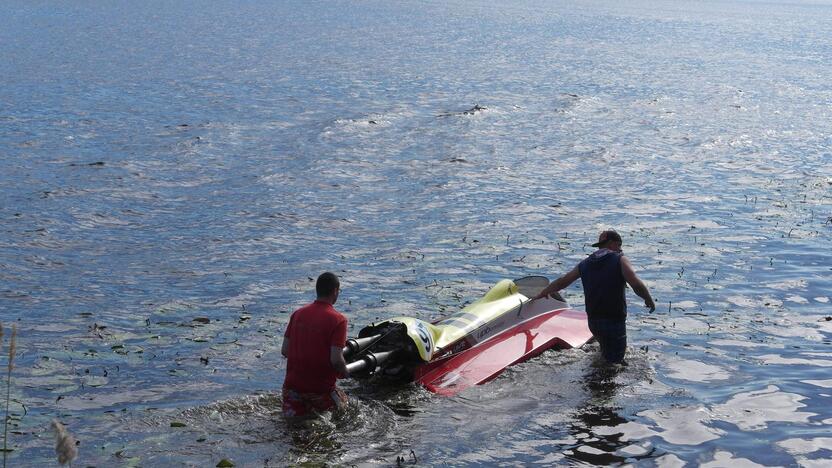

{"left": 281, "top": 337, "right": 289, "bottom": 358}
{"left": 621, "top": 256, "right": 656, "bottom": 312}
{"left": 533, "top": 265, "right": 581, "bottom": 301}
{"left": 330, "top": 346, "right": 349, "bottom": 378}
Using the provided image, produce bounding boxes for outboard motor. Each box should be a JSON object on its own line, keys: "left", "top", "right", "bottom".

{"left": 344, "top": 318, "right": 438, "bottom": 379}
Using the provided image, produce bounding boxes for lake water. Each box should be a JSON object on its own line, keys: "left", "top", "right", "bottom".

{"left": 1, "top": 0, "right": 831, "bottom": 465}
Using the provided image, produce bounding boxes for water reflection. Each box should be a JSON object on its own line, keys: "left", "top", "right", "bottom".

{"left": 564, "top": 358, "right": 656, "bottom": 465}
{"left": 711, "top": 385, "right": 816, "bottom": 432}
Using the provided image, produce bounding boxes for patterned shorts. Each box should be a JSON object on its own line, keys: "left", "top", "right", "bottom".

{"left": 282, "top": 386, "right": 347, "bottom": 418}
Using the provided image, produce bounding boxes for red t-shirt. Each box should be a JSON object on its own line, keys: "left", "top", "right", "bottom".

{"left": 283, "top": 300, "right": 348, "bottom": 394}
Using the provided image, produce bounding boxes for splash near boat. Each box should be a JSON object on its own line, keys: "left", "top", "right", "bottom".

{"left": 343, "top": 276, "right": 593, "bottom": 396}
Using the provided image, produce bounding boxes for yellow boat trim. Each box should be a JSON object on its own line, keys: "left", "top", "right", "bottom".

{"left": 433, "top": 279, "right": 525, "bottom": 349}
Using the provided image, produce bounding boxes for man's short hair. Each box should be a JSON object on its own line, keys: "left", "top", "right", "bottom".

{"left": 316, "top": 272, "right": 340, "bottom": 297}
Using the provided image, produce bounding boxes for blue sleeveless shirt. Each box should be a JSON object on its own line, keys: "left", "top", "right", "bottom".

{"left": 579, "top": 249, "right": 627, "bottom": 320}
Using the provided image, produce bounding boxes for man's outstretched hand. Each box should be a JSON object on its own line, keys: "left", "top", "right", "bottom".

{"left": 532, "top": 290, "right": 565, "bottom": 302}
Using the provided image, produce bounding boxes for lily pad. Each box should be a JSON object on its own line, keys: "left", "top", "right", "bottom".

{"left": 217, "top": 459, "right": 234, "bottom": 467}
{"left": 170, "top": 421, "right": 187, "bottom": 428}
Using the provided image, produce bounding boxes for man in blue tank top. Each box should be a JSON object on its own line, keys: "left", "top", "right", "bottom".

{"left": 534, "top": 230, "right": 655, "bottom": 363}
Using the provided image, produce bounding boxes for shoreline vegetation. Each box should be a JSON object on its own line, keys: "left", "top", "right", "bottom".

{"left": 1, "top": 322, "right": 15, "bottom": 467}
{"left": 0, "top": 322, "right": 79, "bottom": 467}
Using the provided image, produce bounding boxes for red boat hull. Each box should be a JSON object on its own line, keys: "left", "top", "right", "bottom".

{"left": 413, "top": 308, "right": 592, "bottom": 396}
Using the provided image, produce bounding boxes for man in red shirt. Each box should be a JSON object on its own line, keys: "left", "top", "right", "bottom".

{"left": 281, "top": 272, "right": 350, "bottom": 417}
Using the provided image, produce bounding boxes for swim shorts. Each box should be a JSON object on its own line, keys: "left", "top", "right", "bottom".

{"left": 281, "top": 386, "right": 347, "bottom": 418}
{"left": 587, "top": 318, "right": 627, "bottom": 363}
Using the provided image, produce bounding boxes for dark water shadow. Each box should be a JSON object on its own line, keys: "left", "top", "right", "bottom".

{"left": 563, "top": 358, "right": 657, "bottom": 465}
{"left": 347, "top": 374, "right": 434, "bottom": 417}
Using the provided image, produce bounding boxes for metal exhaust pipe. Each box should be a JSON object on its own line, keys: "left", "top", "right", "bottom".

{"left": 345, "top": 350, "right": 395, "bottom": 375}
{"left": 343, "top": 334, "right": 382, "bottom": 358}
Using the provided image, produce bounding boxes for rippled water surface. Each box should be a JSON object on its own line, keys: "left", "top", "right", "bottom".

{"left": 2, "top": 0, "right": 831, "bottom": 466}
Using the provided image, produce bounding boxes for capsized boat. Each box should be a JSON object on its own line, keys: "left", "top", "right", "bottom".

{"left": 343, "top": 276, "right": 593, "bottom": 396}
